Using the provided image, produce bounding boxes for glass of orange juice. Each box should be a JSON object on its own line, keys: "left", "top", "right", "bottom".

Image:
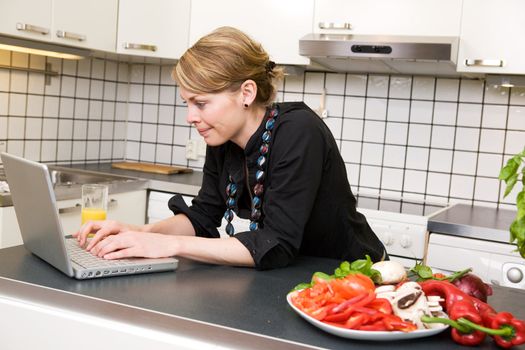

{"left": 81, "top": 184, "right": 108, "bottom": 224}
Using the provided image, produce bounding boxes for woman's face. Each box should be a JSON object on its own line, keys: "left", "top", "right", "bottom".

{"left": 180, "top": 87, "right": 247, "bottom": 147}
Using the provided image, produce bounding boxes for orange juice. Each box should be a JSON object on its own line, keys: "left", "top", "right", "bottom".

{"left": 81, "top": 208, "right": 107, "bottom": 224}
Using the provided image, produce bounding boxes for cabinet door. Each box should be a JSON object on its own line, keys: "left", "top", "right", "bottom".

{"left": 189, "top": 0, "right": 313, "bottom": 65}
{"left": 58, "top": 190, "right": 147, "bottom": 236}
{"left": 117, "top": 0, "right": 190, "bottom": 59}
{"left": 0, "top": 206, "right": 23, "bottom": 248}
{"left": 314, "top": 0, "right": 462, "bottom": 36}
{"left": 0, "top": 0, "right": 52, "bottom": 41}
{"left": 457, "top": 0, "right": 525, "bottom": 74}
{"left": 52, "top": 0, "right": 118, "bottom": 52}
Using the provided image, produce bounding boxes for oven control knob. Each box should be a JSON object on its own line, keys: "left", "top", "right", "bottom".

{"left": 400, "top": 235, "right": 411, "bottom": 248}
{"left": 383, "top": 233, "right": 394, "bottom": 246}
{"left": 507, "top": 267, "right": 524, "bottom": 284}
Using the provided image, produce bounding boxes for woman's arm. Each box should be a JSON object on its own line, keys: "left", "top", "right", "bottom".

{"left": 142, "top": 213, "right": 196, "bottom": 236}
{"left": 88, "top": 231, "right": 255, "bottom": 267}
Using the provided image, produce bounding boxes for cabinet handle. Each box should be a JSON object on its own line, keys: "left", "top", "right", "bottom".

{"left": 56, "top": 30, "right": 86, "bottom": 42}
{"left": 58, "top": 203, "right": 81, "bottom": 214}
{"left": 16, "top": 22, "right": 49, "bottom": 35}
{"left": 465, "top": 59, "right": 505, "bottom": 67}
{"left": 318, "top": 22, "right": 352, "bottom": 30}
{"left": 108, "top": 198, "right": 118, "bottom": 208}
{"left": 123, "top": 42, "right": 157, "bottom": 52}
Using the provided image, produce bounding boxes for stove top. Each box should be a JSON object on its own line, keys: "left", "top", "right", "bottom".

{"left": 355, "top": 193, "right": 448, "bottom": 217}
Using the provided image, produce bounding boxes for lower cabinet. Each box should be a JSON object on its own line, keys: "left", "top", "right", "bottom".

{"left": 147, "top": 191, "right": 249, "bottom": 237}
{"left": 0, "top": 190, "right": 147, "bottom": 249}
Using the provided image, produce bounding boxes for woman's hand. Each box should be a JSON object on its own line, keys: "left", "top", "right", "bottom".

{"left": 88, "top": 231, "right": 177, "bottom": 259}
{"left": 73, "top": 220, "right": 143, "bottom": 250}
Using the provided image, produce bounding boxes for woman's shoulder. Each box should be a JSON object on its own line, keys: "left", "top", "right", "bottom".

{"left": 275, "top": 101, "right": 329, "bottom": 133}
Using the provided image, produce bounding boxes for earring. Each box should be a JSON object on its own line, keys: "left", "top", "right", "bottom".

{"left": 244, "top": 103, "right": 249, "bottom": 108}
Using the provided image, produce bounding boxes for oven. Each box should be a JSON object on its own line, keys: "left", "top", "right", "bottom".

{"left": 356, "top": 194, "right": 449, "bottom": 268}
{"left": 426, "top": 204, "right": 525, "bottom": 290}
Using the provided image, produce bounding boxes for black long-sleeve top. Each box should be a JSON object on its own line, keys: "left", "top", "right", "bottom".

{"left": 169, "top": 102, "right": 386, "bottom": 269}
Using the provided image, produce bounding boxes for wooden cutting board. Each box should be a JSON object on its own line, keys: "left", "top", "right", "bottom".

{"left": 111, "top": 162, "right": 193, "bottom": 175}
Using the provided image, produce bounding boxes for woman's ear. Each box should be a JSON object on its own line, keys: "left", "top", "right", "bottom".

{"left": 240, "top": 80, "right": 258, "bottom": 108}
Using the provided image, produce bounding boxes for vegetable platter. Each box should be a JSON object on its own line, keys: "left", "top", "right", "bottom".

{"left": 287, "top": 257, "right": 525, "bottom": 348}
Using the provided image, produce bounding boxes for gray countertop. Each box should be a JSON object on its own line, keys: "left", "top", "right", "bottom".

{"left": 65, "top": 162, "right": 203, "bottom": 196}
{"left": 0, "top": 162, "right": 203, "bottom": 207}
{"left": 0, "top": 245, "right": 524, "bottom": 349}
{"left": 428, "top": 203, "right": 516, "bottom": 243}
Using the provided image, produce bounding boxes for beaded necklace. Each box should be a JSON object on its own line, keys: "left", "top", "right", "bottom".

{"left": 224, "top": 105, "right": 279, "bottom": 236}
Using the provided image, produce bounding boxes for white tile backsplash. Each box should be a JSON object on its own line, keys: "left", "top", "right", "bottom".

{"left": 508, "top": 106, "right": 525, "bottom": 130}
{"left": 510, "top": 88, "right": 525, "bottom": 105}
{"left": 1, "top": 49, "right": 524, "bottom": 207}
{"left": 405, "top": 147, "right": 429, "bottom": 170}
{"left": 460, "top": 79, "right": 484, "bottom": 103}
{"left": 346, "top": 74, "right": 367, "bottom": 96}
{"left": 365, "top": 98, "right": 387, "bottom": 120}
{"left": 457, "top": 103, "right": 482, "bottom": 127}
{"left": 433, "top": 102, "right": 457, "bottom": 125}
{"left": 435, "top": 78, "right": 459, "bottom": 102}
{"left": 387, "top": 99, "right": 410, "bottom": 122}
{"left": 367, "top": 75, "right": 389, "bottom": 97}
{"left": 363, "top": 120, "right": 385, "bottom": 143}
{"left": 304, "top": 72, "right": 324, "bottom": 93}
{"left": 383, "top": 145, "right": 406, "bottom": 168}
{"left": 482, "top": 105, "right": 508, "bottom": 128}
{"left": 430, "top": 126, "right": 455, "bottom": 149}
{"left": 389, "top": 76, "right": 412, "bottom": 99}
{"left": 344, "top": 97, "right": 365, "bottom": 118}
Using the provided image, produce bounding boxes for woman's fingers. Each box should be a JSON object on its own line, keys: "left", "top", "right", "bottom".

{"left": 88, "top": 232, "right": 175, "bottom": 259}
{"left": 76, "top": 221, "right": 101, "bottom": 247}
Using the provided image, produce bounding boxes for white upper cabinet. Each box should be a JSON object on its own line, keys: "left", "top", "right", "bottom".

{"left": 457, "top": 0, "right": 525, "bottom": 74}
{"left": 117, "top": 0, "right": 191, "bottom": 59}
{"left": 0, "top": 0, "right": 117, "bottom": 52}
{"left": 52, "top": 0, "right": 117, "bottom": 52}
{"left": 0, "top": 0, "right": 52, "bottom": 40}
{"left": 313, "top": 0, "right": 462, "bottom": 36}
{"left": 189, "top": 0, "right": 314, "bottom": 65}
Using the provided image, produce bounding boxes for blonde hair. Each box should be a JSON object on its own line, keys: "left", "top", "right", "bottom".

{"left": 172, "top": 26, "right": 284, "bottom": 106}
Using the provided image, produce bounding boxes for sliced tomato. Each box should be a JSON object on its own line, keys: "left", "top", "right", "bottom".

{"left": 330, "top": 273, "right": 375, "bottom": 299}
{"left": 367, "top": 298, "right": 393, "bottom": 315}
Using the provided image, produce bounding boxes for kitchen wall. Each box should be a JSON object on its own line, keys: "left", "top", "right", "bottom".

{"left": 1, "top": 50, "right": 524, "bottom": 209}
{"left": 0, "top": 50, "right": 127, "bottom": 163}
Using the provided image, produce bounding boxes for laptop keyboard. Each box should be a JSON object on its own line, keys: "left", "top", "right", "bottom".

{"left": 65, "top": 239, "right": 135, "bottom": 268}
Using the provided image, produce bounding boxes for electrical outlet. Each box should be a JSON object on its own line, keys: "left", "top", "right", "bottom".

{"left": 0, "top": 141, "right": 6, "bottom": 153}
{"left": 185, "top": 139, "right": 199, "bottom": 160}
{"left": 197, "top": 139, "right": 207, "bottom": 157}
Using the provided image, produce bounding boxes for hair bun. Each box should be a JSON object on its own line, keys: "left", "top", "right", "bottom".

{"left": 265, "top": 60, "right": 276, "bottom": 73}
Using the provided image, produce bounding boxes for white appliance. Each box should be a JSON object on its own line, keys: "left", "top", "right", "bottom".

{"left": 426, "top": 204, "right": 524, "bottom": 290}
{"left": 356, "top": 194, "right": 450, "bottom": 268}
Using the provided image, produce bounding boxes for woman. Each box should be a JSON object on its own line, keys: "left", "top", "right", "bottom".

{"left": 75, "top": 27, "right": 386, "bottom": 269}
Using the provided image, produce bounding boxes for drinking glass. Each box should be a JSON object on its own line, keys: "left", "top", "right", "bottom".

{"left": 81, "top": 184, "right": 108, "bottom": 224}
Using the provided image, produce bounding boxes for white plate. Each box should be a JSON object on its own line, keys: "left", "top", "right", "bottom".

{"left": 287, "top": 292, "right": 448, "bottom": 341}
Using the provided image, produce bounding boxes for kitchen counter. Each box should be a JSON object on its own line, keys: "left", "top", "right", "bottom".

{"left": 0, "top": 245, "right": 524, "bottom": 349}
{"left": 428, "top": 203, "right": 516, "bottom": 243}
{"left": 0, "top": 162, "right": 203, "bottom": 207}
{"left": 64, "top": 162, "right": 203, "bottom": 196}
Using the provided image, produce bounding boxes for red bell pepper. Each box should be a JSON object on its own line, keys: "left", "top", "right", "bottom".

{"left": 448, "top": 300, "right": 487, "bottom": 346}
{"left": 420, "top": 280, "right": 525, "bottom": 348}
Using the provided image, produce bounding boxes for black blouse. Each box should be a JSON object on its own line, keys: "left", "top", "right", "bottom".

{"left": 169, "top": 102, "right": 386, "bottom": 269}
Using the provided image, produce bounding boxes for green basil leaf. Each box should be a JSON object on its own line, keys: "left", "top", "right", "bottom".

{"left": 350, "top": 259, "right": 368, "bottom": 271}
{"left": 292, "top": 282, "right": 312, "bottom": 291}
{"left": 312, "top": 271, "right": 333, "bottom": 282}
{"left": 504, "top": 173, "right": 519, "bottom": 197}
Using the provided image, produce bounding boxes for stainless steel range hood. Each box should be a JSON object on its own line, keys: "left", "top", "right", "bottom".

{"left": 299, "top": 34, "right": 459, "bottom": 76}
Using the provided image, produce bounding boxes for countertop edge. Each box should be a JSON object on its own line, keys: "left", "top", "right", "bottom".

{"left": 0, "top": 276, "right": 321, "bottom": 350}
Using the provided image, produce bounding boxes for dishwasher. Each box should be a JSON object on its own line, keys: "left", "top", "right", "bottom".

{"left": 426, "top": 203, "right": 525, "bottom": 290}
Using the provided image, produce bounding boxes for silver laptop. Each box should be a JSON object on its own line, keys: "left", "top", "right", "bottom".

{"left": 1, "top": 152, "right": 178, "bottom": 279}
